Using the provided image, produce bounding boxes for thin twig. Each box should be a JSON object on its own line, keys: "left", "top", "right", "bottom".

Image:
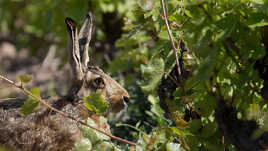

{"left": 160, "top": 0, "right": 181, "bottom": 77}
{"left": 160, "top": 0, "right": 186, "bottom": 95}
{"left": 0, "top": 74, "right": 136, "bottom": 146}
{"left": 0, "top": 97, "right": 24, "bottom": 101}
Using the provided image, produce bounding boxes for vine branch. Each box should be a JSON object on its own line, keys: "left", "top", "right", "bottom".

{"left": 160, "top": 0, "right": 186, "bottom": 94}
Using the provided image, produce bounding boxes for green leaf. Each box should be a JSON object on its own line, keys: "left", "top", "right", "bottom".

{"left": 249, "top": 21, "right": 268, "bottom": 28}
{"left": 200, "top": 121, "right": 217, "bottom": 138}
{"left": 170, "top": 127, "right": 193, "bottom": 136}
{"left": 116, "top": 123, "right": 145, "bottom": 134}
{"left": 73, "top": 139, "right": 92, "bottom": 151}
{"left": 195, "top": 95, "right": 217, "bottom": 117}
{"left": 94, "top": 142, "right": 121, "bottom": 151}
{"left": 246, "top": 12, "right": 268, "bottom": 28}
{"left": 138, "top": 0, "right": 154, "bottom": 11}
{"left": 141, "top": 57, "right": 165, "bottom": 93}
{"left": 158, "top": 30, "right": 169, "bottom": 40}
{"left": 166, "top": 142, "right": 186, "bottom": 151}
{"left": 20, "top": 87, "right": 40, "bottom": 116}
{"left": 147, "top": 98, "right": 166, "bottom": 125}
{"left": 185, "top": 47, "right": 216, "bottom": 90}
{"left": 83, "top": 93, "right": 109, "bottom": 115}
{"left": 18, "top": 74, "right": 32, "bottom": 84}
{"left": 188, "top": 119, "right": 202, "bottom": 133}
{"left": 81, "top": 117, "right": 110, "bottom": 141}
{"left": 184, "top": 9, "right": 193, "bottom": 18}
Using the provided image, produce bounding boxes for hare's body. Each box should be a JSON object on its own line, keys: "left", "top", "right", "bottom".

{"left": 0, "top": 97, "right": 82, "bottom": 151}
{"left": 0, "top": 12, "right": 129, "bottom": 151}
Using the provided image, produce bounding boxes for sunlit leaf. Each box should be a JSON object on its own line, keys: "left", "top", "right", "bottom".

{"left": 83, "top": 93, "right": 109, "bottom": 115}
{"left": 166, "top": 142, "right": 185, "bottom": 151}
{"left": 18, "top": 74, "right": 32, "bottom": 84}
{"left": 80, "top": 117, "right": 110, "bottom": 143}
{"left": 184, "top": 10, "right": 193, "bottom": 18}
{"left": 138, "top": 0, "right": 154, "bottom": 11}
{"left": 73, "top": 139, "right": 92, "bottom": 151}
{"left": 141, "top": 57, "right": 165, "bottom": 93}
{"left": 158, "top": 31, "right": 169, "bottom": 40}
{"left": 20, "top": 87, "right": 40, "bottom": 116}
{"left": 170, "top": 127, "right": 193, "bottom": 136}
{"left": 249, "top": 21, "right": 268, "bottom": 28}
{"left": 175, "top": 117, "right": 189, "bottom": 128}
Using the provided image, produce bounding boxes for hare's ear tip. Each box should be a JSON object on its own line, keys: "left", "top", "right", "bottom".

{"left": 65, "top": 17, "right": 72, "bottom": 22}
{"left": 85, "top": 12, "right": 93, "bottom": 20}
{"left": 86, "top": 12, "right": 92, "bottom": 16}
{"left": 65, "top": 17, "right": 76, "bottom": 26}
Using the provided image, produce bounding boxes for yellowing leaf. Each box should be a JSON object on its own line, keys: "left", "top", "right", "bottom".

{"left": 175, "top": 117, "right": 189, "bottom": 128}
{"left": 18, "top": 74, "right": 33, "bottom": 84}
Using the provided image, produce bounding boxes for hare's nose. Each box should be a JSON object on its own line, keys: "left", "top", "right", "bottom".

{"left": 123, "top": 96, "right": 130, "bottom": 103}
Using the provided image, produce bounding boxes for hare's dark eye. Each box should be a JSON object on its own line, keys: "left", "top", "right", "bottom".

{"left": 93, "top": 77, "right": 105, "bottom": 89}
{"left": 94, "top": 77, "right": 104, "bottom": 85}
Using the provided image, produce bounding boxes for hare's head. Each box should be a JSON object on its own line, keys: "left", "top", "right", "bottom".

{"left": 65, "top": 13, "right": 129, "bottom": 113}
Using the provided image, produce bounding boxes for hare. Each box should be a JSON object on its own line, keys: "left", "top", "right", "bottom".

{"left": 0, "top": 12, "right": 129, "bottom": 151}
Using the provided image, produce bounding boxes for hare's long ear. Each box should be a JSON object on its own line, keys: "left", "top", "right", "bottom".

{"left": 65, "top": 17, "right": 84, "bottom": 97}
{"left": 79, "top": 12, "right": 93, "bottom": 72}
{"left": 65, "top": 17, "right": 83, "bottom": 81}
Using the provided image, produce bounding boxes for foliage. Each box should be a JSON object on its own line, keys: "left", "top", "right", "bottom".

{"left": 83, "top": 93, "right": 109, "bottom": 115}
{"left": 2, "top": 0, "right": 268, "bottom": 150}
{"left": 18, "top": 74, "right": 32, "bottom": 84}
{"left": 20, "top": 87, "right": 40, "bottom": 116}
{"left": 140, "top": 57, "right": 165, "bottom": 93}
{"left": 75, "top": 117, "right": 121, "bottom": 151}
{"left": 112, "top": 0, "right": 268, "bottom": 150}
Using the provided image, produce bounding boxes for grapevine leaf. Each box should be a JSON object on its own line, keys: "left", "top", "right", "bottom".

{"left": 73, "top": 139, "right": 92, "bottom": 151}
{"left": 20, "top": 87, "right": 40, "bottom": 116}
{"left": 141, "top": 57, "right": 164, "bottom": 93}
{"left": 83, "top": 93, "right": 109, "bottom": 115}
{"left": 18, "top": 74, "right": 32, "bottom": 84}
